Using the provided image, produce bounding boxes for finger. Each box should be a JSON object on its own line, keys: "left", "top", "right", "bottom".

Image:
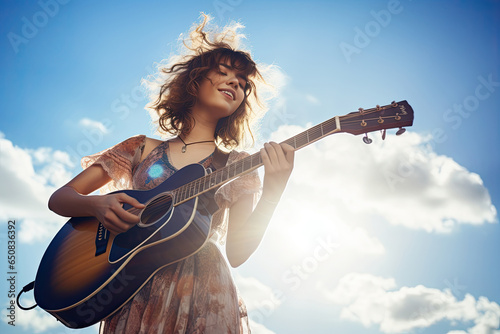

{"left": 269, "top": 142, "right": 290, "bottom": 166}
{"left": 260, "top": 146, "right": 271, "bottom": 169}
{"left": 264, "top": 142, "right": 280, "bottom": 165}
{"left": 281, "top": 143, "right": 295, "bottom": 165}
{"left": 119, "top": 193, "right": 146, "bottom": 209}
{"left": 112, "top": 204, "right": 141, "bottom": 225}
{"left": 102, "top": 211, "right": 131, "bottom": 234}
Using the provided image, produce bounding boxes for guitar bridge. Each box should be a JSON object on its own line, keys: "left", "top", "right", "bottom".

{"left": 95, "top": 222, "right": 109, "bottom": 256}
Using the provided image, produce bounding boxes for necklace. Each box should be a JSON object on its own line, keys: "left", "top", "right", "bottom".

{"left": 178, "top": 136, "right": 214, "bottom": 153}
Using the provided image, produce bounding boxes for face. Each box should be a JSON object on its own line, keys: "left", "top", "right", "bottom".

{"left": 194, "top": 61, "right": 248, "bottom": 120}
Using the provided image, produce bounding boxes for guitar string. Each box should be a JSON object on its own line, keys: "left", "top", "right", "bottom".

{"left": 123, "top": 104, "right": 406, "bottom": 213}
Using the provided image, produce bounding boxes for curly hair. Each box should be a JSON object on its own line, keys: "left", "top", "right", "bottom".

{"left": 144, "top": 14, "right": 271, "bottom": 150}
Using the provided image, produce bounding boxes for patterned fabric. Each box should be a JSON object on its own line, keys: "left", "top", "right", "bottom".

{"left": 81, "top": 135, "right": 261, "bottom": 334}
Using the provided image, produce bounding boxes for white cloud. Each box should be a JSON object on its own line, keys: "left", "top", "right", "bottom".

{"left": 248, "top": 320, "right": 277, "bottom": 334}
{"left": 2, "top": 299, "right": 60, "bottom": 333}
{"left": 325, "top": 272, "right": 500, "bottom": 333}
{"left": 233, "top": 273, "right": 281, "bottom": 333}
{"left": 234, "top": 272, "right": 283, "bottom": 313}
{"left": 79, "top": 118, "right": 109, "bottom": 134}
{"left": 268, "top": 125, "right": 497, "bottom": 233}
{"left": 0, "top": 134, "right": 73, "bottom": 243}
{"left": 3, "top": 299, "right": 100, "bottom": 333}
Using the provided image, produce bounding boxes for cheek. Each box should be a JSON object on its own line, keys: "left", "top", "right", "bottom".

{"left": 197, "top": 81, "right": 214, "bottom": 101}
{"left": 236, "top": 93, "right": 245, "bottom": 106}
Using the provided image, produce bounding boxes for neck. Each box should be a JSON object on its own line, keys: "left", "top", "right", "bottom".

{"left": 181, "top": 110, "right": 218, "bottom": 143}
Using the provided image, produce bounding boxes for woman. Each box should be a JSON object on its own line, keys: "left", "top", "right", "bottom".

{"left": 48, "top": 14, "right": 294, "bottom": 333}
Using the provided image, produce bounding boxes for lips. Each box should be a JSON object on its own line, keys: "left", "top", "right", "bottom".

{"left": 218, "top": 88, "right": 235, "bottom": 100}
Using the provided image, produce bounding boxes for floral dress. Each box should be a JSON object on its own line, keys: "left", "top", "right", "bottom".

{"left": 81, "top": 135, "right": 261, "bottom": 334}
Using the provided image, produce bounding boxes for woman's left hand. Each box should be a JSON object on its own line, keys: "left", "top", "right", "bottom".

{"left": 260, "top": 142, "right": 295, "bottom": 202}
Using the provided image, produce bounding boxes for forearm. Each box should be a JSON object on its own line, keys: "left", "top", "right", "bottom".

{"left": 226, "top": 194, "right": 278, "bottom": 267}
{"left": 48, "top": 186, "right": 97, "bottom": 218}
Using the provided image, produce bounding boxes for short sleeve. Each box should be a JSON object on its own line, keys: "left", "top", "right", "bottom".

{"left": 214, "top": 151, "right": 262, "bottom": 206}
{"left": 81, "top": 135, "right": 146, "bottom": 194}
{"left": 211, "top": 150, "right": 262, "bottom": 244}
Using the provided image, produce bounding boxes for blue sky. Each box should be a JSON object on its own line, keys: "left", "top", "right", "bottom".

{"left": 1, "top": 0, "right": 499, "bottom": 333}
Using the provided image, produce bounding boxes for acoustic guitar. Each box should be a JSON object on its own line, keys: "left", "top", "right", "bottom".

{"left": 31, "top": 100, "right": 414, "bottom": 328}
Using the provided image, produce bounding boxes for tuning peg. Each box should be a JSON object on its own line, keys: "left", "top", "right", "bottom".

{"left": 396, "top": 127, "right": 406, "bottom": 136}
{"left": 381, "top": 129, "right": 386, "bottom": 140}
{"left": 363, "top": 133, "right": 372, "bottom": 144}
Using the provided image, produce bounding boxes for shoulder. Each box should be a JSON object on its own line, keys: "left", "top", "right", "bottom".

{"left": 139, "top": 136, "right": 165, "bottom": 163}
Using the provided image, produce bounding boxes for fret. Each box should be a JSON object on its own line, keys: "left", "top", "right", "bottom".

{"left": 210, "top": 172, "right": 216, "bottom": 187}
{"left": 202, "top": 175, "right": 208, "bottom": 191}
{"left": 221, "top": 168, "right": 228, "bottom": 183}
{"left": 323, "top": 118, "right": 337, "bottom": 134}
{"left": 225, "top": 165, "right": 230, "bottom": 179}
{"left": 296, "top": 132, "right": 307, "bottom": 148}
{"left": 283, "top": 137, "right": 294, "bottom": 148}
{"left": 243, "top": 156, "right": 251, "bottom": 170}
{"left": 194, "top": 179, "right": 201, "bottom": 195}
{"left": 172, "top": 189, "right": 179, "bottom": 204}
{"left": 189, "top": 182, "right": 196, "bottom": 198}
{"left": 220, "top": 169, "right": 226, "bottom": 183}
{"left": 251, "top": 153, "right": 260, "bottom": 167}
{"left": 229, "top": 163, "right": 235, "bottom": 178}
{"left": 308, "top": 125, "right": 322, "bottom": 142}
{"left": 190, "top": 181, "right": 196, "bottom": 197}
{"left": 239, "top": 159, "right": 244, "bottom": 174}
{"left": 179, "top": 185, "right": 186, "bottom": 201}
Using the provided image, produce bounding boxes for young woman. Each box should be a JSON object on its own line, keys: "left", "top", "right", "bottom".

{"left": 48, "top": 15, "right": 294, "bottom": 333}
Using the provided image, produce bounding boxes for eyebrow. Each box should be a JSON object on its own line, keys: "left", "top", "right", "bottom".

{"left": 219, "top": 63, "right": 248, "bottom": 83}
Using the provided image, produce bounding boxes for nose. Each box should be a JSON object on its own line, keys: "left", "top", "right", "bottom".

{"left": 226, "top": 74, "right": 239, "bottom": 89}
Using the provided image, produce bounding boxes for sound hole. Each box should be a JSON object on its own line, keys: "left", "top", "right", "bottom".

{"left": 139, "top": 193, "right": 173, "bottom": 227}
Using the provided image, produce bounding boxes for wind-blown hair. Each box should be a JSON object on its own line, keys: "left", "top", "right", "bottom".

{"left": 143, "top": 14, "right": 273, "bottom": 150}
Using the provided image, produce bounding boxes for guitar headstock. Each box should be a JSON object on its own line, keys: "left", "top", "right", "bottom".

{"left": 338, "top": 100, "right": 414, "bottom": 142}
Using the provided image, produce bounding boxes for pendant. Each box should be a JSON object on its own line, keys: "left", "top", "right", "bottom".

{"left": 181, "top": 145, "right": 187, "bottom": 153}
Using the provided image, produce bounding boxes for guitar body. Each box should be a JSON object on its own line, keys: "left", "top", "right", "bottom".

{"left": 34, "top": 164, "right": 213, "bottom": 328}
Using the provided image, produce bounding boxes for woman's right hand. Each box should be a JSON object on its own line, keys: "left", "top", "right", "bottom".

{"left": 90, "top": 193, "right": 145, "bottom": 234}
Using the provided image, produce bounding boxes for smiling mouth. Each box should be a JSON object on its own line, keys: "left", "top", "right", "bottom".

{"left": 219, "top": 90, "right": 234, "bottom": 100}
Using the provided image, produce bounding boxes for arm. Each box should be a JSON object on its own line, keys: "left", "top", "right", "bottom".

{"left": 48, "top": 164, "right": 145, "bottom": 234}
{"left": 226, "top": 142, "right": 295, "bottom": 267}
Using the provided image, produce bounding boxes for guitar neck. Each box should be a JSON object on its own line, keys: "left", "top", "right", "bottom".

{"left": 172, "top": 116, "right": 341, "bottom": 206}
{"left": 172, "top": 100, "right": 414, "bottom": 206}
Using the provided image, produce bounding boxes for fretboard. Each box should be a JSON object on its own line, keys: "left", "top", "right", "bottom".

{"left": 172, "top": 116, "right": 340, "bottom": 206}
